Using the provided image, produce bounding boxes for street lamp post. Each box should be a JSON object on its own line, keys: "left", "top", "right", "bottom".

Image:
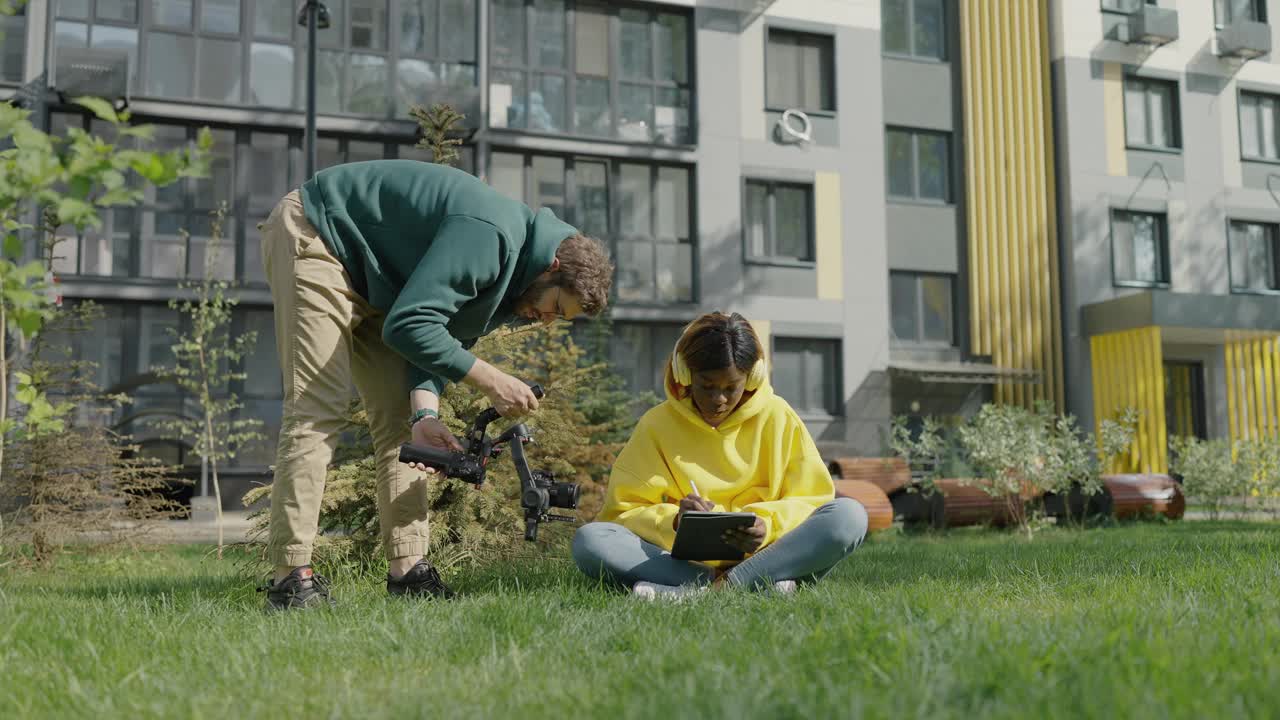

{"left": 297, "top": 1, "right": 332, "bottom": 179}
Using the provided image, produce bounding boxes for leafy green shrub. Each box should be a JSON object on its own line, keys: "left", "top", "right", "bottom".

{"left": 241, "top": 320, "right": 647, "bottom": 575}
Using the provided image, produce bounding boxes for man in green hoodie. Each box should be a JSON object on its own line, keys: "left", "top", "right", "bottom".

{"left": 256, "top": 159, "right": 614, "bottom": 610}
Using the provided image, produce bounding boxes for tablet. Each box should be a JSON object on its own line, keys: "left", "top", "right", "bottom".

{"left": 670, "top": 511, "right": 758, "bottom": 561}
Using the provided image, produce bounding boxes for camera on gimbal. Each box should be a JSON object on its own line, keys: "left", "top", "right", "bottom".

{"left": 397, "top": 384, "right": 580, "bottom": 541}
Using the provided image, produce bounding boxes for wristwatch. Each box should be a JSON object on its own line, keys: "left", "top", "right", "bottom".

{"left": 408, "top": 408, "right": 439, "bottom": 428}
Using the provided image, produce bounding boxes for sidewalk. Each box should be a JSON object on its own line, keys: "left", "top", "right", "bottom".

{"left": 152, "top": 510, "right": 257, "bottom": 544}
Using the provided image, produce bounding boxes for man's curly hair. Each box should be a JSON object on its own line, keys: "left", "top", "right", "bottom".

{"left": 552, "top": 234, "right": 614, "bottom": 316}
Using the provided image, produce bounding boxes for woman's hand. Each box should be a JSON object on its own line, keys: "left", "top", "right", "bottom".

{"left": 722, "top": 517, "right": 767, "bottom": 554}
{"left": 406, "top": 416, "right": 464, "bottom": 473}
{"left": 672, "top": 494, "right": 715, "bottom": 530}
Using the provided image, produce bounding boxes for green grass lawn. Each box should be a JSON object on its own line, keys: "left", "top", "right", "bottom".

{"left": 2, "top": 522, "right": 1278, "bottom": 719}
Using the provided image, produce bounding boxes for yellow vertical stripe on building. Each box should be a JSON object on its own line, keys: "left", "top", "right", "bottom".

{"left": 1090, "top": 327, "right": 1167, "bottom": 473}
{"left": 1225, "top": 333, "right": 1280, "bottom": 442}
{"left": 1151, "top": 329, "right": 1168, "bottom": 471}
{"left": 814, "top": 172, "right": 843, "bottom": 301}
{"left": 1226, "top": 340, "right": 1239, "bottom": 441}
{"left": 1102, "top": 63, "right": 1128, "bottom": 176}
{"left": 961, "top": 3, "right": 983, "bottom": 354}
{"left": 960, "top": 0, "right": 1064, "bottom": 410}
{"left": 1259, "top": 337, "right": 1277, "bottom": 439}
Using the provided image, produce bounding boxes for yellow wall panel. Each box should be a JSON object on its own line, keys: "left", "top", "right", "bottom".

{"left": 1102, "top": 63, "right": 1128, "bottom": 176}
{"left": 1090, "top": 327, "right": 1167, "bottom": 474}
{"left": 1227, "top": 334, "right": 1280, "bottom": 442}
{"left": 960, "top": 0, "right": 1064, "bottom": 411}
{"left": 814, "top": 172, "right": 843, "bottom": 301}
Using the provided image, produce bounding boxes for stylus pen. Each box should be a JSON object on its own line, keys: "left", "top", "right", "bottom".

{"left": 687, "top": 478, "right": 701, "bottom": 498}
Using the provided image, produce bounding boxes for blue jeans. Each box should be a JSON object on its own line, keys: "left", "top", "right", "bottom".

{"left": 572, "top": 498, "right": 868, "bottom": 591}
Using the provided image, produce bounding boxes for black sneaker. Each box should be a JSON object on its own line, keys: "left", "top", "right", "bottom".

{"left": 259, "top": 566, "right": 335, "bottom": 611}
{"left": 387, "top": 559, "right": 455, "bottom": 599}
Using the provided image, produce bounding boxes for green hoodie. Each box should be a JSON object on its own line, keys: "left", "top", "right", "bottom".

{"left": 299, "top": 159, "right": 577, "bottom": 395}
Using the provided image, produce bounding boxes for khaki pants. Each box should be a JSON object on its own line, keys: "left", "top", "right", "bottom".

{"left": 259, "top": 190, "right": 429, "bottom": 567}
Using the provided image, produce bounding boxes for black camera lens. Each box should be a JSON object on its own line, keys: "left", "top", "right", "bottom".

{"left": 549, "top": 482, "right": 580, "bottom": 509}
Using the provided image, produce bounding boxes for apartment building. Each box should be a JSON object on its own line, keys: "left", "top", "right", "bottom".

{"left": 2, "top": 0, "right": 1077, "bottom": 506}
{"left": 1054, "top": 0, "right": 1280, "bottom": 473}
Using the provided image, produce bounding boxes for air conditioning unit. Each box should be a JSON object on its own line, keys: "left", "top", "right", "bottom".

{"left": 52, "top": 47, "right": 130, "bottom": 104}
{"left": 1124, "top": 5, "right": 1179, "bottom": 46}
{"left": 1217, "top": 19, "right": 1271, "bottom": 60}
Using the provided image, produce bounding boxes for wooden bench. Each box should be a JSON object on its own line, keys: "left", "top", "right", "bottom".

{"left": 831, "top": 479, "right": 894, "bottom": 532}
{"left": 1102, "top": 474, "right": 1185, "bottom": 520}
{"left": 827, "top": 457, "right": 911, "bottom": 495}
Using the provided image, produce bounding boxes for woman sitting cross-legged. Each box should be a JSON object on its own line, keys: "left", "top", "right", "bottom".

{"left": 572, "top": 311, "right": 868, "bottom": 600}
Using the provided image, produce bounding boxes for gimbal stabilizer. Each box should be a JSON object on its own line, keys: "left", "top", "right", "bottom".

{"left": 397, "top": 384, "right": 580, "bottom": 541}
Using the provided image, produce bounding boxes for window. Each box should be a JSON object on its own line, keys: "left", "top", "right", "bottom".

{"left": 1239, "top": 92, "right": 1280, "bottom": 161}
{"left": 1124, "top": 76, "right": 1180, "bottom": 150}
{"left": 42, "top": 300, "right": 285, "bottom": 469}
{"left": 890, "top": 272, "right": 955, "bottom": 345}
{"left": 1101, "top": 0, "right": 1158, "bottom": 12}
{"left": 490, "top": 150, "right": 694, "bottom": 303}
{"left": 886, "top": 128, "right": 951, "bottom": 202}
{"left": 397, "top": 0, "right": 479, "bottom": 115}
{"left": 1111, "top": 210, "right": 1170, "bottom": 286}
{"left": 51, "top": 1, "right": 480, "bottom": 117}
{"left": 1229, "top": 220, "right": 1280, "bottom": 292}
{"left": 882, "top": 0, "right": 945, "bottom": 61}
{"left": 489, "top": 1, "right": 692, "bottom": 145}
{"left": 1215, "top": 0, "right": 1267, "bottom": 27}
{"left": 772, "top": 338, "right": 842, "bottom": 416}
{"left": 596, "top": 321, "right": 685, "bottom": 396}
{"left": 48, "top": 111, "right": 473, "bottom": 286}
{"left": 766, "top": 28, "right": 834, "bottom": 112}
{"left": 743, "top": 180, "right": 814, "bottom": 263}
{"left": 1, "top": 4, "right": 24, "bottom": 83}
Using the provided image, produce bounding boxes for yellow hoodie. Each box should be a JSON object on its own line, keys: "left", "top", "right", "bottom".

{"left": 598, "top": 371, "right": 834, "bottom": 560}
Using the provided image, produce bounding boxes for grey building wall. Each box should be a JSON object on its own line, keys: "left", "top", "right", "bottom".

{"left": 1053, "top": 0, "right": 1280, "bottom": 433}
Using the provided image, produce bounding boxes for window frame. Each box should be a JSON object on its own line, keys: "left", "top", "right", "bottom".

{"left": 50, "top": 0, "right": 482, "bottom": 117}
{"left": 1123, "top": 75, "right": 1182, "bottom": 152}
{"left": 487, "top": 0, "right": 697, "bottom": 146}
{"left": 770, "top": 336, "right": 844, "bottom": 418}
{"left": 488, "top": 148, "right": 698, "bottom": 306}
{"left": 741, "top": 178, "right": 816, "bottom": 267}
{"left": 885, "top": 126, "right": 953, "bottom": 204}
{"left": 1110, "top": 209, "right": 1172, "bottom": 288}
{"left": 1227, "top": 218, "right": 1280, "bottom": 294}
{"left": 764, "top": 26, "right": 837, "bottom": 114}
{"left": 889, "top": 271, "right": 957, "bottom": 347}
{"left": 1237, "top": 89, "right": 1280, "bottom": 163}
{"left": 48, "top": 110, "right": 467, "bottom": 286}
{"left": 880, "top": 0, "right": 947, "bottom": 62}
{"left": 0, "top": 4, "right": 27, "bottom": 84}
{"left": 1100, "top": 0, "right": 1159, "bottom": 14}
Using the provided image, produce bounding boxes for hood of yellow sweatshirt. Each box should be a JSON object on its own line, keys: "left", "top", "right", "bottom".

{"left": 662, "top": 360, "right": 775, "bottom": 433}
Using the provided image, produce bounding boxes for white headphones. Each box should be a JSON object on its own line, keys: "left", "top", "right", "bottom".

{"left": 669, "top": 320, "right": 768, "bottom": 391}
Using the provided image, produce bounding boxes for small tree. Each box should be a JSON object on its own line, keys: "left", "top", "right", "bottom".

{"left": 410, "top": 103, "right": 466, "bottom": 166}
{"left": 242, "top": 321, "right": 644, "bottom": 572}
{"left": 1169, "top": 436, "right": 1246, "bottom": 520}
{"left": 1, "top": 97, "right": 208, "bottom": 506}
{"left": 2, "top": 301, "right": 183, "bottom": 565}
{"left": 155, "top": 204, "right": 264, "bottom": 559}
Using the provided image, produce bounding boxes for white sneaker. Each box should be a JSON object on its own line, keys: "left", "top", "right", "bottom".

{"left": 630, "top": 581, "right": 707, "bottom": 601}
{"left": 773, "top": 580, "right": 797, "bottom": 595}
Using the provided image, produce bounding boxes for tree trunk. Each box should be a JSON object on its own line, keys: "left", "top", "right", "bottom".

{"left": 1, "top": 303, "right": 7, "bottom": 485}
{"left": 205, "top": 415, "right": 223, "bottom": 560}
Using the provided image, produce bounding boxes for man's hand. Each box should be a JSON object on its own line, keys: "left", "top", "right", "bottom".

{"left": 406, "top": 416, "right": 463, "bottom": 473}
{"left": 673, "top": 494, "right": 715, "bottom": 530}
{"left": 485, "top": 370, "right": 540, "bottom": 418}
{"left": 722, "top": 517, "right": 767, "bottom": 554}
